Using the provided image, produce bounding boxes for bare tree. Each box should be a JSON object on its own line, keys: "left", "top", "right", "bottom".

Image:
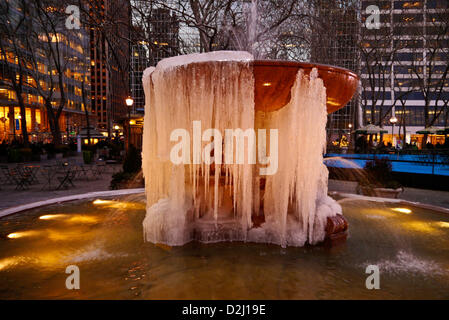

{"left": 0, "top": 0, "right": 32, "bottom": 146}
{"left": 30, "top": 0, "right": 71, "bottom": 146}
{"left": 393, "top": 65, "right": 419, "bottom": 144}
{"left": 357, "top": 3, "right": 408, "bottom": 127}
{"left": 407, "top": 4, "right": 449, "bottom": 129}
{"left": 126, "top": 0, "right": 307, "bottom": 60}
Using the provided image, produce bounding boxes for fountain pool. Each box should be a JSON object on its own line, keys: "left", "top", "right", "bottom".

{"left": 0, "top": 193, "right": 448, "bottom": 299}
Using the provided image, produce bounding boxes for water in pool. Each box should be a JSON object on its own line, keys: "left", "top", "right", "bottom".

{"left": 0, "top": 194, "right": 448, "bottom": 299}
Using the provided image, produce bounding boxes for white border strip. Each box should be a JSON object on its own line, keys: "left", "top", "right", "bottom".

{"left": 0, "top": 188, "right": 145, "bottom": 219}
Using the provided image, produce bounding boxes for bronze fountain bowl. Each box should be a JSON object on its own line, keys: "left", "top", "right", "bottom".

{"left": 252, "top": 60, "right": 359, "bottom": 113}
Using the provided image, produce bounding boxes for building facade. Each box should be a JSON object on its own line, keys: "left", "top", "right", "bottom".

{"left": 127, "top": 6, "right": 180, "bottom": 148}
{"left": 311, "top": 0, "right": 361, "bottom": 146}
{"left": 130, "top": 7, "right": 179, "bottom": 114}
{"left": 90, "top": 0, "right": 131, "bottom": 136}
{"left": 0, "top": 0, "right": 92, "bottom": 143}
{"left": 360, "top": 0, "right": 449, "bottom": 148}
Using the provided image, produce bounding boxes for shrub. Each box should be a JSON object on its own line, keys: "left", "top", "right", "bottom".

{"left": 110, "top": 171, "right": 144, "bottom": 190}
{"left": 123, "top": 145, "right": 142, "bottom": 174}
{"left": 19, "top": 148, "right": 32, "bottom": 162}
{"left": 44, "top": 143, "right": 55, "bottom": 155}
{"left": 54, "top": 145, "right": 70, "bottom": 157}
{"left": 362, "top": 158, "right": 401, "bottom": 189}
{"left": 110, "top": 171, "right": 134, "bottom": 190}
{"left": 30, "top": 144, "right": 43, "bottom": 155}
{"left": 109, "top": 145, "right": 143, "bottom": 190}
{"left": 7, "top": 148, "right": 32, "bottom": 162}
{"left": 83, "top": 150, "right": 93, "bottom": 164}
{"left": 7, "top": 148, "right": 22, "bottom": 162}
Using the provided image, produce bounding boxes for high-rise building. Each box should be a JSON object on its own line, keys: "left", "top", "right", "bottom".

{"left": 360, "top": 0, "right": 449, "bottom": 147}
{"left": 130, "top": 41, "right": 149, "bottom": 114}
{"left": 90, "top": 0, "right": 131, "bottom": 136}
{"left": 130, "top": 7, "right": 179, "bottom": 114}
{"left": 0, "top": 0, "right": 91, "bottom": 143}
{"left": 149, "top": 8, "right": 180, "bottom": 64}
{"left": 311, "top": 0, "right": 361, "bottom": 146}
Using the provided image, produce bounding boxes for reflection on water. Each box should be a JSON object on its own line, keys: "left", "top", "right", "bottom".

{"left": 0, "top": 193, "right": 448, "bottom": 299}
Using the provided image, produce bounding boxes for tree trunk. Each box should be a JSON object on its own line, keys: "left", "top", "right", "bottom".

{"left": 402, "top": 102, "right": 407, "bottom": 145}
{"left": 17, "top": 94, "right": 29, "bottom": 147}
{"left": 81, "top": 81, "right": 91, "bottom": 145}
{"left": 445, "top": 106, "right": 448, "bottom": 127}
{"left": 45, "top": 101, "right": 62, "bottom": 146}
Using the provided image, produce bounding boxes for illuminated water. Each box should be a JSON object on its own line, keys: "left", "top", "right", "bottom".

{"left": 0, "top": 194, "right": 448, "bottom": 299}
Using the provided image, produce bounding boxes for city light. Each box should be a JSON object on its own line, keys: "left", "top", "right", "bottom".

{"left": 39, "top": 214, "right": 68, "bottom": 220}
{"left": 7, "top": 231, "right": 40, "bottom": 239}
{"left": 125, "top": 97, "right": 134, "bottom": 107}
{"left": 389, "top": 116, "right": 398, "bottom": 124}
{"left": 392, "top": 208, "right": 412, "bottom": 214}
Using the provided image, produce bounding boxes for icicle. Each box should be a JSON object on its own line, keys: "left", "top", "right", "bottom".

{"left": 142, "top": 51, "right": 341, "bottom": 247}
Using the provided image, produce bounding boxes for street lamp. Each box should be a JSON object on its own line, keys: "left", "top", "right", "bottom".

{"left": 389, "top": 115, "right": 398, "bottom": 148}
{"left": 126, "top": 97, "right": 134, "bottom": 108}
{"left": 125, "top": 96, "right": 134, "bottom": 150}
{"left": 113, "top": 125, "right": 120, "bottom": 139}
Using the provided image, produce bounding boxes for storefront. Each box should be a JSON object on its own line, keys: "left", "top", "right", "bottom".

{"left": 0, "top": 104, "right": 90, "bottom": 144}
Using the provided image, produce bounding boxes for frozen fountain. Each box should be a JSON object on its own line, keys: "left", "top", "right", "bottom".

{"left": 141, "top": 51, "right": 358, "bottom": 247}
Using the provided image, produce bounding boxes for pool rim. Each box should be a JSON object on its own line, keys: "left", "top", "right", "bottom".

{"left": 332, "top": 191, "right": 449, "bottom": 215}
{"left": 0, "top": 188, "right": 448, "bottom": 219}
{"left": 0, "top": 188, "right": 145, "bottom": 219}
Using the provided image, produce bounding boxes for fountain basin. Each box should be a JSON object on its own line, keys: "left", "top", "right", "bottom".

{"left": 0, "top": 194, "right": 448, "bottom": 299}
{"left": 149, "top": 55, "right": 359, "bottom": 114}
{"left": 254, "top": 60, "right": 358, "bottom": 113}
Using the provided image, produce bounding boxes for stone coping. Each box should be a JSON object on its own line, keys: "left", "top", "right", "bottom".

{"left": 1, "top": 189, "right": 447, "bottom": 219}
{"left": 333, "top": 191, "right": 449, "bottom": 214}
{"left": 0, "top": 188, "right": 145, "bottom": 219}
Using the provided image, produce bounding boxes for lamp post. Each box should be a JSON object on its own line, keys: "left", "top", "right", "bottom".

{"left": 389, "top": 115, "right": 398, "bottom": 148}
{"left": 348, "top": 123, "right": 353, "bottom": 150}
{"left": 125, "top": 96, "right": 134, "bottom": 150}
{"left": 114, "top": 125, "right": 120, "bottom": 139}
{"left": 0, "top": 117, "right": 7, "bottom": 141}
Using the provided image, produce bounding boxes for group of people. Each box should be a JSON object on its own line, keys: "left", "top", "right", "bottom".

{"left": 353, "top": 135, "right": 449, "bottom": 154}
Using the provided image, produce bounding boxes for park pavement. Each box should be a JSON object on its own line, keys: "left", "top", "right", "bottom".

{"left": 1, "top": 163, "right": 448, "bottom": 211}
{"left": 0, "top": 155, "right": 122, "bottom": 211}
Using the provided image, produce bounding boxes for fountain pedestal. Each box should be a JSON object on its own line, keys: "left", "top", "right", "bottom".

{"left": 324, "top": 215, "right": 349, "bottom": 247}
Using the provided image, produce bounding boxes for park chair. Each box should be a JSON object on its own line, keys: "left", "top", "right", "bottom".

{"left": 23, "top": 166, "right": 40, "bottom": 185}
{"left": 10, "top": 167, "right": 32, "bottom": 190}
{"left": 1, "top": 165, "right": 14, "bottom": 185}
{"left": 75, "top": 164, "right": 91, "bottom": 180}
{"left": 56, "top": 168, "right": 76, "bottom": 190}
{"left": 90, "top": 163, "right": 105, "bottom": 180}
{"left": 40, "top": 165, "right": 56, "bottom": 190}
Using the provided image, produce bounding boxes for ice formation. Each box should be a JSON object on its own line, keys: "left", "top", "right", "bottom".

{"left": 142, "top": 51, "right": 342, "bottom": 247}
